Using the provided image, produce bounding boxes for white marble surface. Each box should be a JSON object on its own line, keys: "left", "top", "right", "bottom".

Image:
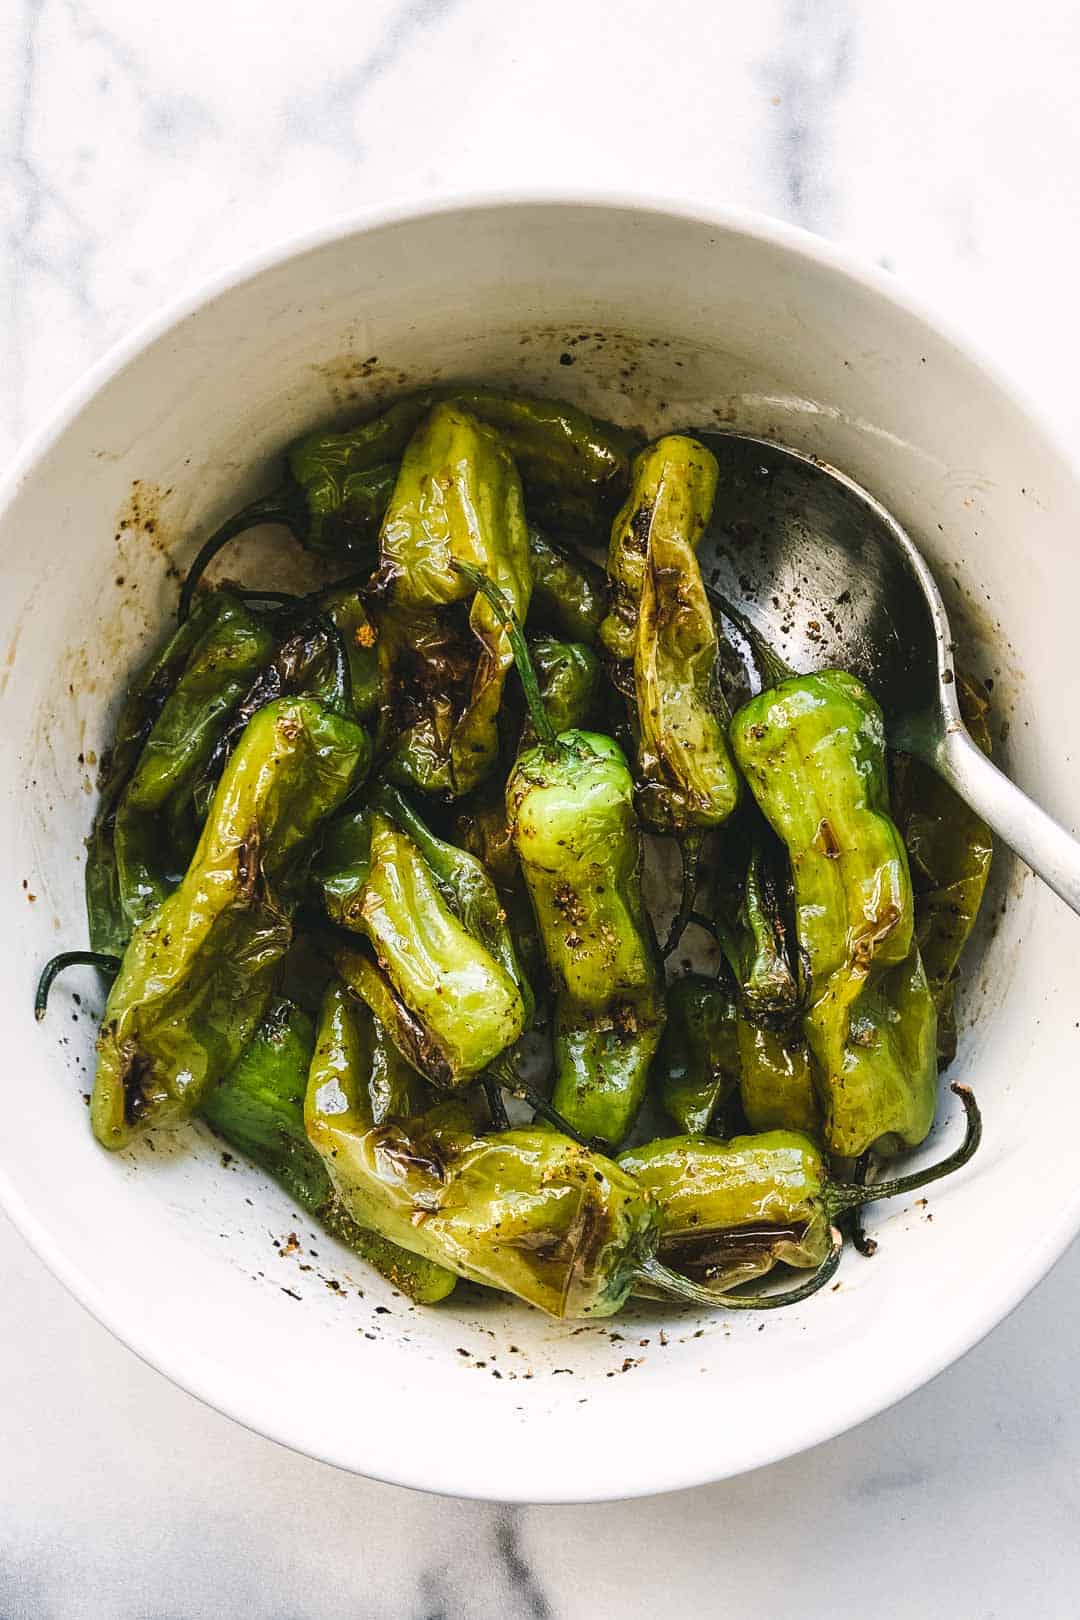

{"left": 4, "top": 1, "right": 1080, "bottom": 1614}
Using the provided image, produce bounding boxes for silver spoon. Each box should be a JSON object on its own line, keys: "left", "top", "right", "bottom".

{"left": 693, "top": 432, "right": 1080, "bottom": 917}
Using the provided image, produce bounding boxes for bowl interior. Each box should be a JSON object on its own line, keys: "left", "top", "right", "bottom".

{"left": 2, "top": 200, "right": 1077, "bottom": 1502}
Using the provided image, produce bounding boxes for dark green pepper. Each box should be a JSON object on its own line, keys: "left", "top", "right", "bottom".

{"left": 526, "top": 526, "right": 607, "bottom": 643}
{"left": 522, "top": 637, "right": 602, "bottom": 746}
{"left": 93, "top": 697, "right": 368, "bottom": 1148}
{"left": 316, "top": 792, "right": 530, "bottom": 1087}
{"left": 112, "top": 595, "right": 277, "bottom": 935}
{"left": 621, "top": 1083, "right": 979, "bottom": 1293}
{"left": 375, "top": 403, "right": 533, "bottom": 798}
{"left": 731, "top": 671, "right": 937, "bottom": 1159}
{"left": 893, "top": 674, "right": 994, "bottom": 1065}
{"left": 201, "top": 986, "right": 456, "bottom": 1301}
{"left": 656, "top": 974, "right": 740, "bottom": 1135}
{"left": 86, "top": 592, "right": 234, "bottom": 955}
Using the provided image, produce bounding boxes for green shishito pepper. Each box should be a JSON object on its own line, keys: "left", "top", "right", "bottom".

{"left": 178, "top": 389, "right": 635, "bottom": 621}
{"left": 306, "top": 982, "right": 839, "bottom": 1317}
{"left": 112, "top": 594, "right": 277, "bottom": 938}
{"left": 200, "top": 991, "right": 455, "bottom": 1303}
{"left": 621, "top": 1083, "right": 980, "bottom": 1294}
{"left": 373, "top": 403, "right": 533, "bottom": 798}
{"left": 657, "top": 974, "right": 740, "bottom": 1135}
{"left": 316, "top": 785, "right": 531, "bottom": 1087}
{"left": 527, "top": 526, "right": 608, "bottom": 645}
{"left": 893, "top": 673, "right": 994, "bottom": 1065}
{"left": 731, "top": 671, "right": 937, "bottom": 1159}
{"left": 92, "top": 697, "right": 368, "bottom": 1149}
{"left": 599, "top": 434, "right": 740, "bottom": 836}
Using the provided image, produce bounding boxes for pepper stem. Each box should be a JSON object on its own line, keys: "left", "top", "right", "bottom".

{"left": 453, "top": 561, "right": 557, "bottom": 749}
{"left": 483, "top": 1078, "right": 511, "bottom": 1131}
{"left": 178, "top": 484, "right": 301, "bottom": 623}
{"left": 663, "top": 829, "right": 705, "bottom": 957}
{"left": 705, "top": 585, "right": 796, "bottom": 688}
{"left": 35, "top": 951, "right": 121, "bottom": 1020}
{"left": 846, "top": 1153, "right": 879, "bottom": 1257}
{"left": 487, "top": 1057, "right": 601, "bottom": 1151}
{"left": 829, "top": 1084, "right": 982, "bottom": 1214}
{"left": 635, "top": 1225, "right": 843, "bottom": 1310}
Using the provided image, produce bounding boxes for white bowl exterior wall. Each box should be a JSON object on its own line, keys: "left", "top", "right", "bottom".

{"left": 0, "top": 200, "right": 1076, "bottom": 1502}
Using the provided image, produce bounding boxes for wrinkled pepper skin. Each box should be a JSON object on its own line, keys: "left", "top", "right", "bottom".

{"left": 892, "top": 674, "right": 994, "bottom": 1065}
{"left": 619, "top": 1132, "right": 830, "bottom": 1292}
{"left": 319, "top": 587, "right": 381, "bottom": 721}
{"left": 302, "top": 985, "right": 456, "bottom": 1300}
{"left": 731, "top": 671, "right": 937, "bottom": 1158}
{"left": 721, "top": 839, "right": 802, "bottom": 1031}
{"left": 85, "top": 593, "right": 229, "bottom": 956}
{"left": 317, "top": 805, "right": 528, "bottom": 1086}
{"left": 306, "top": 991, "right": 657, "bottom": 1318}
{"left": 376, "top": 403, "right": 533, "bottom": 797}
{"left": 657, "top": 974, "right": 740, "bottom": 1135}
{"left": 600, "top": 435, "right": 739, "bottom": 833}
{"left": 113, "top": 597, "right": 276, "bottom": 934}
{"left": 507, "top": 730, "right": 665, "bottom": 1146}
{"left": 527, "top": 527, "right": 607, "bottom": 644}
{"left": 288, "top": 395, "right": 430, "bottom": 556}
{"left": 92, "top": 698, "right": 368, "bottom": 1149}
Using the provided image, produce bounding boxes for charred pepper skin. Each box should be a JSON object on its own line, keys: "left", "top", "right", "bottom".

{"left": 731, "top": 671, "right": 937, "bottom": 1159}
{"left": 892, "top": 673, "right": 994, "bottom": 1065}
{"left": 657, "top": 974, "right": 741, "bottom": 1135}
{"left": 599, "top": 435, "right": 739, "bottom": 834}
{"left": 507, "top": 730, "right": 665, "bottom": 1147}
{"left": 92, "top": 697, "right": 369, "bottom": 1150}
{"left": 306, "top": 983, "right": 657, "bottom": 1319}
{"left": 316, "top": 799, "right": 529, "bottom": 1088}
{"left": 376, "top": 403, "right": 533, "bottom": 798}
{"left": 623, "top": 1085, "right": 981, "bottom": 1295}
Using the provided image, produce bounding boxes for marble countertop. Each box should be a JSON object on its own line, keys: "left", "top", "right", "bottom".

{"left": 4, "top": 2, "right": 1080, "bottom": 1615}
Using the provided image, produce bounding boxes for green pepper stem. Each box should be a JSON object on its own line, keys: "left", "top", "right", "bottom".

{"left": 705, "top": 585, "right": 796, "bottom": 688}
{"left": 829, "top": 1084, "right": 982, "bottom": 1214}
{"left": 846, "top": 1152, "right": 879, "bottom": 1257}
{"left": 178, "top": 484, "right": 301, "bottom": 623}
{"left": 453, "top": 561, "right": 558, "bottom": 749}
{"left": 663, "top": 829, "right": 705, "bottom": 957}
{"left": 483, "top": 1079, "right": 511, "bottom": 1131}
{"left": 488, "top": 1057, "right": 601, "bottom": 1150}
{"left": 635, "top": 1225, "right": 843, "bottom": 1310}
{"left": 35, "top": 951, "right": 121, "bottom": 1020}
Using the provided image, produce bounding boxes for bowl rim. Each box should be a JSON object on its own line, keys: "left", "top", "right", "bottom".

{"left": 1, "top": 187, "right": 1076, "bottom": 1503}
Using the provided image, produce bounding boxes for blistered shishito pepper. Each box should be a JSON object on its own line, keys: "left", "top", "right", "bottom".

{"left": 598, "top": 436, "right": 740, "bottom": 955}
{"left": 736, "top": 1021, "right": 819, "bottom": 1136}
{"left": 373, "top": 403, "right": 533, "bottom": 798}
{"left": 893, "top": 674, "right": 994, "bottom": 1065}
{"left": 521, "top": 637, "right": 602, "bottom": 746}
{"left": 731, "top": 671, "right": 937, "bottom": 1159}
{"left": 92, "top": 697, "right": 368, "bottom": 1149}
{"left": 85, "top": 593, "right": 237, "bottom": 955}
{"left": 452, "top": 565, "right": 665, "bottom": 1147}
{"left": 621, "top": 1084, "right": 979, "bottom": 1294}
{"left": 179, "top": 389, "right": 635, "bottom": 618}
{"left": 657, "top": 974, "right": 741, "bottom": 1135}
{"left": 306, "top": 984, "right": 831, "bottom": 1318}
{"left": 526, "top": 526, "right": 607, "bottom": 643}
{"left": 316, "top": 792, "right": 529, "bottom": 1087}
{"left": 112, "top": 596, "right": 277, "bottom": 935}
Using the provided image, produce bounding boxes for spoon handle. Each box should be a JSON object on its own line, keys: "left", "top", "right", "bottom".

{"left": 935, "top": 726, "right": 1080, "bottom": 917}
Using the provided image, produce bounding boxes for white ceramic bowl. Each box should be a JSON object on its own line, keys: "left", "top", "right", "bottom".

{"left": 2, "top": 196, "right": 1078, "bottom": 1503}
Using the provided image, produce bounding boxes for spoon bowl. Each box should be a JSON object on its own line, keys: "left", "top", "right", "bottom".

{"left": 695, "top": 432, "right": 1080, "bottom": 917}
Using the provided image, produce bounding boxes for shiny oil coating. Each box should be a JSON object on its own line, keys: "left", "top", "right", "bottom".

{"left": 736, "top": 1019, "right": 819, "bottom": 1135}
{"left": 619, "top": 1132, "right": 830, "bottom": 1289}
{"left": 307, "top": 983, "right": 656, "bottom": 1319}
{"left": 322, "top": 811, "right": 527, "bottom": 1085}
{"left": 526, "top": 527, "right": 608, "bottom": 643}
{"left": 731, "top": 670, "right": 937, "bottom": 1157}
{"left": 617, "top": 436, "right": 740, "bottom": 831}
{"left": 377, "top": 403, "right": 532, "bottom": 797}
{"left": 507, "top": 730, "right": 665, "bottom": 1145}
{"left": 92, "top": 698, "right": 368, "bottom": 1149}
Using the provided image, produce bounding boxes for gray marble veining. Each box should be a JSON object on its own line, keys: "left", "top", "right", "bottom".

{"left": 4, "top": 2, "right": 1080, "bottom": 1616}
